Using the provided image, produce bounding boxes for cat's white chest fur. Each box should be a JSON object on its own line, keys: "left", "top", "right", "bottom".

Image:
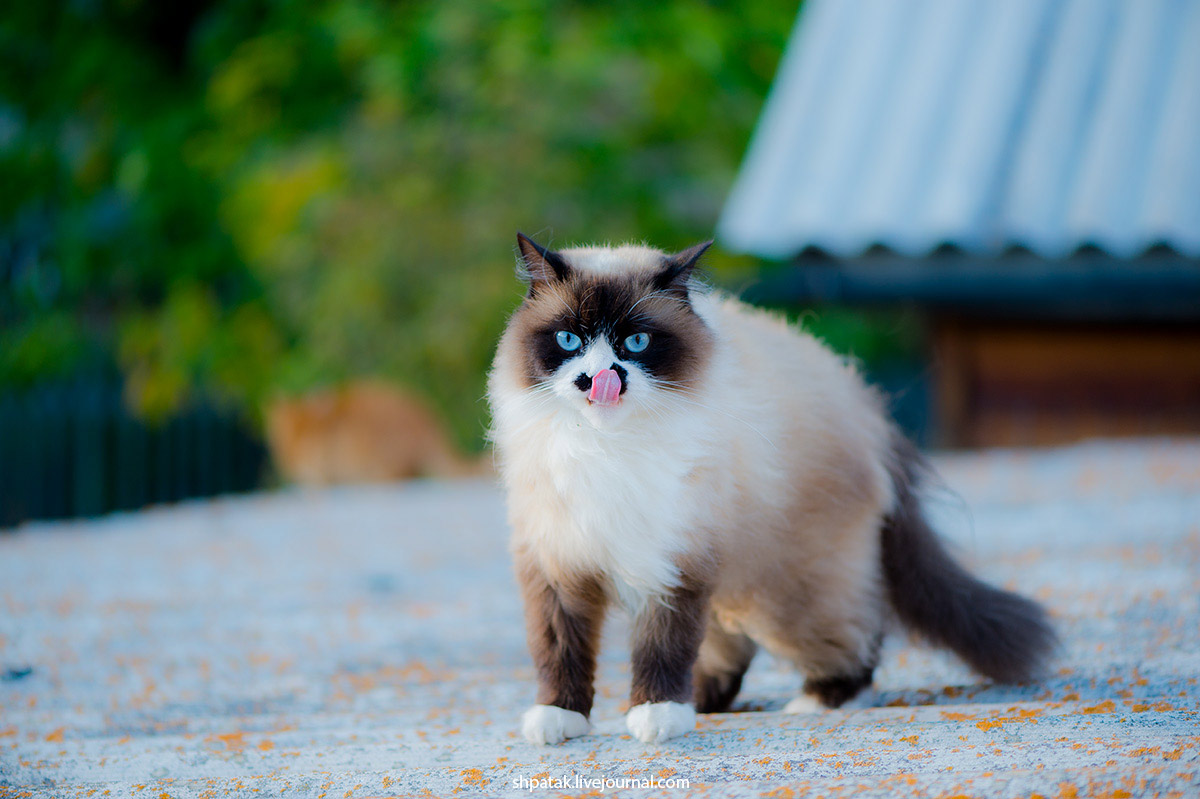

{"left": 507, "top": 409, "right": 708, "bottom": 608}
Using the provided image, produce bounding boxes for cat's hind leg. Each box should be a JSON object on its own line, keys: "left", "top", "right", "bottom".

{"left": 784, "top": 663, "right": 877, "bottom": 714}
{"left": 693, "top": 616, "right": 757, "bottom": 713}
{"left": 783, "top": 630, "right": 882, "bottom": 714}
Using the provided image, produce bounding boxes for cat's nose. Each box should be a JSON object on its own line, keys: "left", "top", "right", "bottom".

{"left": 574, "top": 373, "right": 592, "bottom": 392}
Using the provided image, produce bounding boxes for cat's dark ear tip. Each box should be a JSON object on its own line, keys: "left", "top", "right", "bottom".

{"left": 516, "top": 231, "right": 553, "bottom": 259}
{"left": 668, "top": 239, "right": 715, "bottom": 264}
{"left": 666, "top": 239, "right": 715, "bottom": 269}
{"left": 516, "top": 231, "right": 570, "bottom": 284}
{"left": 655, "top": 238, "right": 714, "bottom": 291}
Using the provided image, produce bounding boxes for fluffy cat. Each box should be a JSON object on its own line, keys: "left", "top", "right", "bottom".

{"left": 266, "top": 380, "right": 487, "bottom": 486}
{"left": 487, "top": 233, "right": 1055, "bottom": 745}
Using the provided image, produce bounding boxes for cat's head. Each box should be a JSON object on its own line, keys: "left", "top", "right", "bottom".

{"left": 492, "top": 232, "right": 715, "bottom": 429}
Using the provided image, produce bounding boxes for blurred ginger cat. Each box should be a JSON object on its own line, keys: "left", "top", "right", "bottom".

{"left": 266, "top": 381, "right": 489, "bottom": 485}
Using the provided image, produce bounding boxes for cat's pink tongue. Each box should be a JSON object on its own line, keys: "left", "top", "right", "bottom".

{"left": 588, "top": 369, "right": 622, "bottom": 406}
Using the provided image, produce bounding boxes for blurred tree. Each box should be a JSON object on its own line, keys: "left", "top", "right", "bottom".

{"left": 1, "top": 0, "right": 799, "bottom": 447}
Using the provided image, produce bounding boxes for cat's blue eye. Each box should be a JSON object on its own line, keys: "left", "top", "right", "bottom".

{"left": 555, "top": 330, "right": 582, "bottom": 352}
{"left": 624, "top": 332, "right": 650, "bottom": 353}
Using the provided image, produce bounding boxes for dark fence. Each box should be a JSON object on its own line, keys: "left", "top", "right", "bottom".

{"left": 869, "top": 362, "right": 932, "bottom": 448}
{"left": 0, "top": 380, "right": 267, "bottom": 529}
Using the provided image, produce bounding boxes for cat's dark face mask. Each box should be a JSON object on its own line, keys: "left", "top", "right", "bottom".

{"left": 505, "top": 233, "right": 715, "bottom": 428}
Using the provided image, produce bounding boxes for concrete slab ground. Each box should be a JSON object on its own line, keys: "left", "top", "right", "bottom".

{"left": 1, "top": 439, "right": 1198, "bottom": 798}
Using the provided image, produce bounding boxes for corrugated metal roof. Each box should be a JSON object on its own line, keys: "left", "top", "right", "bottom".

{"left": 718, "top": 0, "right": 1200, "bottom": 261}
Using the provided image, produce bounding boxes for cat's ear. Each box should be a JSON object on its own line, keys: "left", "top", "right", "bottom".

{"left": 516, "top": 232, "right": 571, "bottom": 290}
{"left": 655, "top": 240, "right": 713, "bottom": 293}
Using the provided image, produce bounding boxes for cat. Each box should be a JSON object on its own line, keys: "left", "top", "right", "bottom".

{"left": 266, "top": 380, "right": 488, "bottom": 486}
{"left": 487, "top": 233, "right": 1056, "bottom": 745}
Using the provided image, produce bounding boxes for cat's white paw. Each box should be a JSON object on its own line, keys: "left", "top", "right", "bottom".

{"left": 625, "top": 701, "right": 696, "bottom": 743}
{"left": 521, "top": 705, "right": 591, "bottom": 745}
{"left": 783, "top": 694, "right": 825, "bottom": 715}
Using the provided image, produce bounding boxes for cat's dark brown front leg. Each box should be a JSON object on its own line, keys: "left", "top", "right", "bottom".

{"left": 626, "top": 561, "right": 714, "bottom": 743}
{"left": 515, "top": 551, "right": 607, "bottom": 744}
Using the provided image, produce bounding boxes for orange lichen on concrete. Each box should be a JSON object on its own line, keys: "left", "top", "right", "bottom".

{"left": 208, "top": 732, "right": 246, "bottom": 752}
{"left": 762, "top": 788, "right": 799, "bottom": 799}
{"left": 975, "top": 713, "right": 1039, "bottom": 731}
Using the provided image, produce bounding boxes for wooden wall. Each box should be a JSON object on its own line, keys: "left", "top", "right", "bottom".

{"left": 933, "top": 321, "right": 1200, "bottom": 448}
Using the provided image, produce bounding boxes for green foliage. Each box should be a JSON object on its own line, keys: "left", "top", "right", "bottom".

{"left": 782, "top": 306, "right": 926, "bottom": 367}
{"left": 1, "top": 0, "right": 799, "bottom": 447}
{"left": 0, "top": 312, "right": 103, "bottom": 385}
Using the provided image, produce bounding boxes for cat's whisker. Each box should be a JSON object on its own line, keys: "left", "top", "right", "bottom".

{"left": 548, "top": 290, "right": 578, "bottom": 321}
{"left": 625, "top": 287, "right": 686, "bottom": 317}
{"left": 640, "top": 379, "right": 779, "bottom": 450}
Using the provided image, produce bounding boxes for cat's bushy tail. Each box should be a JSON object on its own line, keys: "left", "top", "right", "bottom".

{"left": 881, "top": 436, "right": 1057, "bottom": 683}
